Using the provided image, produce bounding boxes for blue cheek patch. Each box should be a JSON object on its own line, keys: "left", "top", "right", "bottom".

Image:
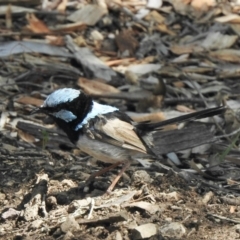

{"left": 75, "top": 101, "right": 118, "bottom": 130}
{"left": 51, "top": 110, "right": 77, "bottom": 122}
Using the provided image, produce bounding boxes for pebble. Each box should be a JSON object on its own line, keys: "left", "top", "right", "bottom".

{"left": 29, "top": 219, "right": 43, "bottom": 230}
{"left": 115, "top": 231, "right": 123, "bottom": 240}
{"left": 1, "top": 208, "right": 20, "bottom": 220}
{"left": 46, "top": 196, "right": 57, "bottom": 209}
{"left": 132, "top": 223, "right": 157, "bottom": 239}
{"left": 61, "top": 216, "right": 80, "bottom": 233}
{"left": 91, "top": 30, "right": 104, "bottom": 41}
{"left": 0, "top": 193, "right": 6, "bottom": 200}
{"left": 159, "top": 222, "right": 186, "bottom": 238}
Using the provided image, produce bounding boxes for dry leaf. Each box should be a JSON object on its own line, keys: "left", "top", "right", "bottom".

{"left": 17, "top": 96, "right": 43, "bottom": 107}
{"left": 77, "top": 77, "right": 120, "bottom": 95}
{"left": 191, "top": 0, "right": 216, "bottom": 10}
{"left": 176, "top": 105, "right": 195, "bottom": 113}
{"left": 201, "top": 32, "right": 238, "bottom": 50}
{"left": 115, "top": 30, "right": 139, "bottom": 57}
{"left": 172, "top": 54, "right": 190, "bottom": 63}
{"left": 145, "top": 10, "right": 165, "bottom": 24}
{"left": 157, "top": 23, "right": 176, "bottom": 36}
{"left": 127, "top": 64, "right": 161, "bottom": 75}
{"left": 172, "top": 81, "right": 185, "bottom": 88}
{"left": 105, "top": 58, "right": 135, "bottom": 67}
{"left": 57, "top": 0, "right": 68, "bottom": 12}
{"left": 170, "top": 44, "right": 203, "bottom": 54}
{"left": 182, "top": 66, "right": 215, "bottom": 73}
{"left": 43, "top": 0, "right": 61, "bottom": 10}
{"left": 18, "top": 130, "right": 36, "bottom": 143}
{"left": 209, "top": 49, "right": 240, "bottom": 62}
{"left": 215, "top": 14, "right": 240, "bottom": 23}
{"left": 26, "top": 13, "right": 50, "bottom": 33}
{"left": 170, "top": 0, "right": 191, "bottom": 15}
{"left": 67, "top": 5, "right": 108, "bottom": 26}
{"left": 45, "top": 36, "right": 64, "bottom": 46}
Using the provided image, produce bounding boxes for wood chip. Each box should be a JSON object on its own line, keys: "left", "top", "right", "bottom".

{"left": 77, "top": 211, "right": 129, "bottom": 224}
{"left": 78, "top": 77, "right": 120, "bottom": 95}
{"left": 67, "top": 5, "right": 108, "bottom": 26}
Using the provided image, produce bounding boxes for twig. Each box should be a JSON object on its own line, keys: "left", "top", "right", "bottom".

{"left": 40, "top": 194, "right": 48, "bottom": 218}
{"left": 87, "top": 198, "right": 95, "bottom": 219}
{"left": 207, "top": 213, "right": 240, "bottom": 224}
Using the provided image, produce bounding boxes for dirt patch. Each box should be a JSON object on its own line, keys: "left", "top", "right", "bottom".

{"left": 1, "top": 143, "right": 240, "bottom": 239}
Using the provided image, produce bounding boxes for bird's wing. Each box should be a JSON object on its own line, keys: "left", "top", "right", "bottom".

{"left": 86, "top": 115, "right": 147, "bottom": 154}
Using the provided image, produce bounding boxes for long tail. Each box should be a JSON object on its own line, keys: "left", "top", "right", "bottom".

{"left": 137, "top": 105, "right": 226, "bottom": 131}
{"left": 150, "top": 124, "right": 217, "bottom": 155}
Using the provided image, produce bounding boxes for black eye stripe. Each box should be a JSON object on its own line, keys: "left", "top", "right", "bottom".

{"left": 44, "top": 101, "right": 72, "bottom": 112}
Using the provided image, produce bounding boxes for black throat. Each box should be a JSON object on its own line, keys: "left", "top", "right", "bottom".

{"left": 49, "top": 92, "right": 93, "bottom": 143}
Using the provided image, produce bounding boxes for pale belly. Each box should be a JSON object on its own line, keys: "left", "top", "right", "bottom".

{"left": 76, "top": 135, "right": 137, "bottom": 164}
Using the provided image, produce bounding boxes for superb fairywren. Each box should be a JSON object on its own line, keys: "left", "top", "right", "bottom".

{"left": 32, "top": 88, "right": 225, "bottom": 192}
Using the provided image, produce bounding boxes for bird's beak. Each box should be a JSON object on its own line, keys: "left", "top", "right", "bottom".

{"left": 30, "top": 107, "right": 42, "bottom": 115}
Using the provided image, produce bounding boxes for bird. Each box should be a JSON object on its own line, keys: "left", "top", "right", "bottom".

{"left": 32, "top": 88, "right": 226, "bottom": 192}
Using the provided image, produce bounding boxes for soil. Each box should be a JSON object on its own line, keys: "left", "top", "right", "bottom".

{"left": 1, "top": 138, "right": 240, "bottom": 239}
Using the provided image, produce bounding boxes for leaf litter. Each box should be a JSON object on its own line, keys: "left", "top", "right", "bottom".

{"left": 1, "top": 0, "right": 240, "bottom": 239}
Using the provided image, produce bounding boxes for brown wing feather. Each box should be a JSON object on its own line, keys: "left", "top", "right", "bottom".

{"left": 94, "top": 117, "right": 147, "bottom": 153}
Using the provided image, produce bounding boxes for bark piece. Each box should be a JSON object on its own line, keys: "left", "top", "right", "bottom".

{"left": 65, "top": 35, "right": 120, "bottom": 84}
{"left": 23, "top": 174, "right": 49, "bottom": 221}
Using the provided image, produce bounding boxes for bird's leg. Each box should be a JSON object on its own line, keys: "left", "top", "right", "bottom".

{"left": 106, "top": 161, "right": 131, "bottom": 193}
{"left": 85, "top": 161, "right": 123, "bottom": 185}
